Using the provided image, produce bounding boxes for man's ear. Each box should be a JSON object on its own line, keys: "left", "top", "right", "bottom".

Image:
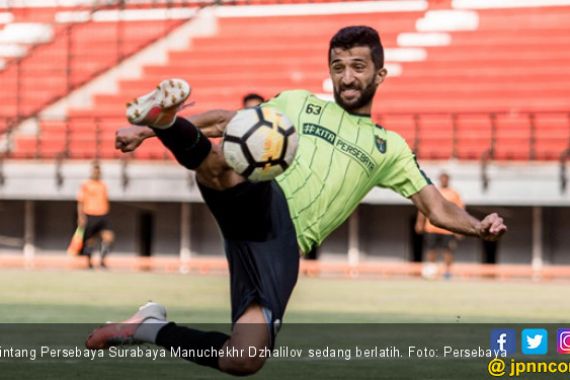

{"left": 376, "top": 68, "right": 388, "bottom": 85}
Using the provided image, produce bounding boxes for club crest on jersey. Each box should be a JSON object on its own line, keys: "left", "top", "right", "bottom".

{"left": 375, "top": 136, "right": 387, "bottom": 153}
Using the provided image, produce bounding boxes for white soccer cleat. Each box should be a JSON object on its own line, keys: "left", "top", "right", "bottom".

{"left": 128, "top": 301, "right": 167, "bottom": 322}
{"left": 126, "top": 78, "right": 191, "bottom": 128}
{"left": 85, "top": 302, "right": 167, "bottom": 349}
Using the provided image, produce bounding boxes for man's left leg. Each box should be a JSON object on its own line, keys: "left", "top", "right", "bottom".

{"left": 85, "top": 182, "right": 299, "bottom": 376}
{"left": 86, "top": 301, "right": 270, "bottom": 375}
{"left": 100, "top": 229, "right": 114, "bottom": 268}
{"left": 154, "top": 303, "right": 271, "bottom": 375}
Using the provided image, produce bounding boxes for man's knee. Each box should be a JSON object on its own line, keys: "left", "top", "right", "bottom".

{"left": 195, "top": 145, "right": 245, "bottom": 191}
{"left": 221, "top": 355, "right": 266, "bottom": 376}
{"left": 219, "top": 303, "right": 270, "bottom": 375}
{"left": 101, "top": 230, "right": 114, "bottom": 243}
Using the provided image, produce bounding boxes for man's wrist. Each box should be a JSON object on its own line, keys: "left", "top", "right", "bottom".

{"left": 139, "top": 127, "right": 156, "bottom": 140}
{"left": 473, "top": 221, "right": 483, "bottom": 238}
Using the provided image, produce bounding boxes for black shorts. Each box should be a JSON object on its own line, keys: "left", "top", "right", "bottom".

{"left": 199, "top": 181, "right": 299, "bottom": 342}
{"left": 83, "top": 214, "right": 111, "bottom": 241}
{"left": 424, "top": 233, "right": 456, "bottom": 251}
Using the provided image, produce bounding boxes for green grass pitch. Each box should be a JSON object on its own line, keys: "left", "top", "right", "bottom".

{"left": 0, "top": 269, "right": 567, "bottom": 379}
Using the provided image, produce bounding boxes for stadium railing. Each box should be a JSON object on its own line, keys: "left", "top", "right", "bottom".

{"left": 3, "top": 111, "right": 569, "bottom": 161}
{"left": 379, "top": 111, "right": 570, "bottom": 162}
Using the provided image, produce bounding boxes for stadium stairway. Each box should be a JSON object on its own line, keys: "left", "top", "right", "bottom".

{"left": 7, "top": 1, "right": 570, "bottom": 161}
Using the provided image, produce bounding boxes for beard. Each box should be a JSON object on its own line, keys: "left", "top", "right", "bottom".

{"left": 333, "top": 79, "right": 377, "bottom": 113}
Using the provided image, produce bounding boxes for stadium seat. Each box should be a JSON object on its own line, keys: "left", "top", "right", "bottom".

{"left": 3, "top": 2, "right": 569, "bottom": 162}
{"left": 0, "top": 3, "right": 188, "bottom": 121}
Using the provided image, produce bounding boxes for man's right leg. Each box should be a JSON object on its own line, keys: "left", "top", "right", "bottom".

{"left": 126, "top": 78, "right": 243, "bottom": 191}
{"left": 153, "top": 117, "right": 244, "bottom": 191}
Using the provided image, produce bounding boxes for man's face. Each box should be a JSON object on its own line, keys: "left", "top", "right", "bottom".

{"left": 329, "top": 46, "right": 386, "bottom": 113}
{"left": 439, "top": 174, "right": 449, "bottom": 188}
{"left": 92, "top": 166, "right": 101, "bottom": 180}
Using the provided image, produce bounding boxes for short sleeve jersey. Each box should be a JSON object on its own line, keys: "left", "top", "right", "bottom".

{"left": 265, "top": 90, "right": 431, "bottom": 253}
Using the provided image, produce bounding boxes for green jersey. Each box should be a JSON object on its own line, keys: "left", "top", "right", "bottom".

{"left": 266, "top": 90, "right": 431, "bottom": 253}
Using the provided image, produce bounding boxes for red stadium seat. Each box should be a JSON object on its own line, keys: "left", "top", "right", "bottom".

{"left": 4, "top": 3, "right": 570, "bottom": 161}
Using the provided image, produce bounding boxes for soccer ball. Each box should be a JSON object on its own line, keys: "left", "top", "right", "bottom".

{"left": 222, "top": 106, "right": 298, "bottom": 182}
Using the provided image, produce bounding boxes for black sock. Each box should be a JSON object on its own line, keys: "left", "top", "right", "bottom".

{"left": 155, "top": 323, "right": 229, "bottom": 369}
{"left": 153, "top": 117, "right": 212, "bottom": 170}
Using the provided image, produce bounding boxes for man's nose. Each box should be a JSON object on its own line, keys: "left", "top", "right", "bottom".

{"left": 341, "top": 69, "right": 355, "bottom": 85}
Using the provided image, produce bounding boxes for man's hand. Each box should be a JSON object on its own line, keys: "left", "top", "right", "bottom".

{"left": 412, "top": 186, "right": 507, "bottom": 241}
{"left": 115, "top": 126, "right": 155, "bottom": 153}
{"left": 476, "top": 213, "right": 507, "bottom": 241}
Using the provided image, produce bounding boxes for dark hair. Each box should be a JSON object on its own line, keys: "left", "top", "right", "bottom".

{"left": 329, "top": 26, "right": 384, "bottom": 69}
{"left": 242, "top": 93, "right": 264, "bottom": 106}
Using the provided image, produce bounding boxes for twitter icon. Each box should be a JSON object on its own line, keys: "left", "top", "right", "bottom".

{"left": 522, "top": 329, "right": 548, "bottom": 355}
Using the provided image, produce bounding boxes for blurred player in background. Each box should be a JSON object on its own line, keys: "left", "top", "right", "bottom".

{"left": 77, "top": 162, "right": 114, "bottom": 268}
{"left": 416, "top": 172, "right": 464, "bottom": 279}
{"left": 87, "top": 26, "right": 507, "bottom": 376}
{"left": 242, "top": 93, "right": 264, "bottom": 108}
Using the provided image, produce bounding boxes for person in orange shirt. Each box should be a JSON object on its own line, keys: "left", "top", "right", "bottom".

{"left": 416, "top": 172, "right": 464, "bottom": 279}
{"left": 77, "top": 162, "right": 114, "bottom": 268}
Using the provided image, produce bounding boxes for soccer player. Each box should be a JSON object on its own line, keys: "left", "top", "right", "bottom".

{"left": 87, "top": 26, "right": 507, "bottom": 375}
{"left": 416, "top": 172, "right": 464, "bottom": 279}
{"left": 77, "top": 162, "right": 114, "bottom": 268}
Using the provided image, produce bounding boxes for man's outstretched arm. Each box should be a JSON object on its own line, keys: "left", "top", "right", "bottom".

{"left": 410, "top": 185, "right": 507, "bottom": 241}
{"left": 115, "top": 110, "right": 235, "bottom": 153}
{"left": 189, "top": 109, "right": 236, "bottom": 137}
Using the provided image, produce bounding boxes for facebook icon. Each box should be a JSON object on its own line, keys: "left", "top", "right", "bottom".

{"left": 491, "top": 329, "right": 516, "bottom": 355}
